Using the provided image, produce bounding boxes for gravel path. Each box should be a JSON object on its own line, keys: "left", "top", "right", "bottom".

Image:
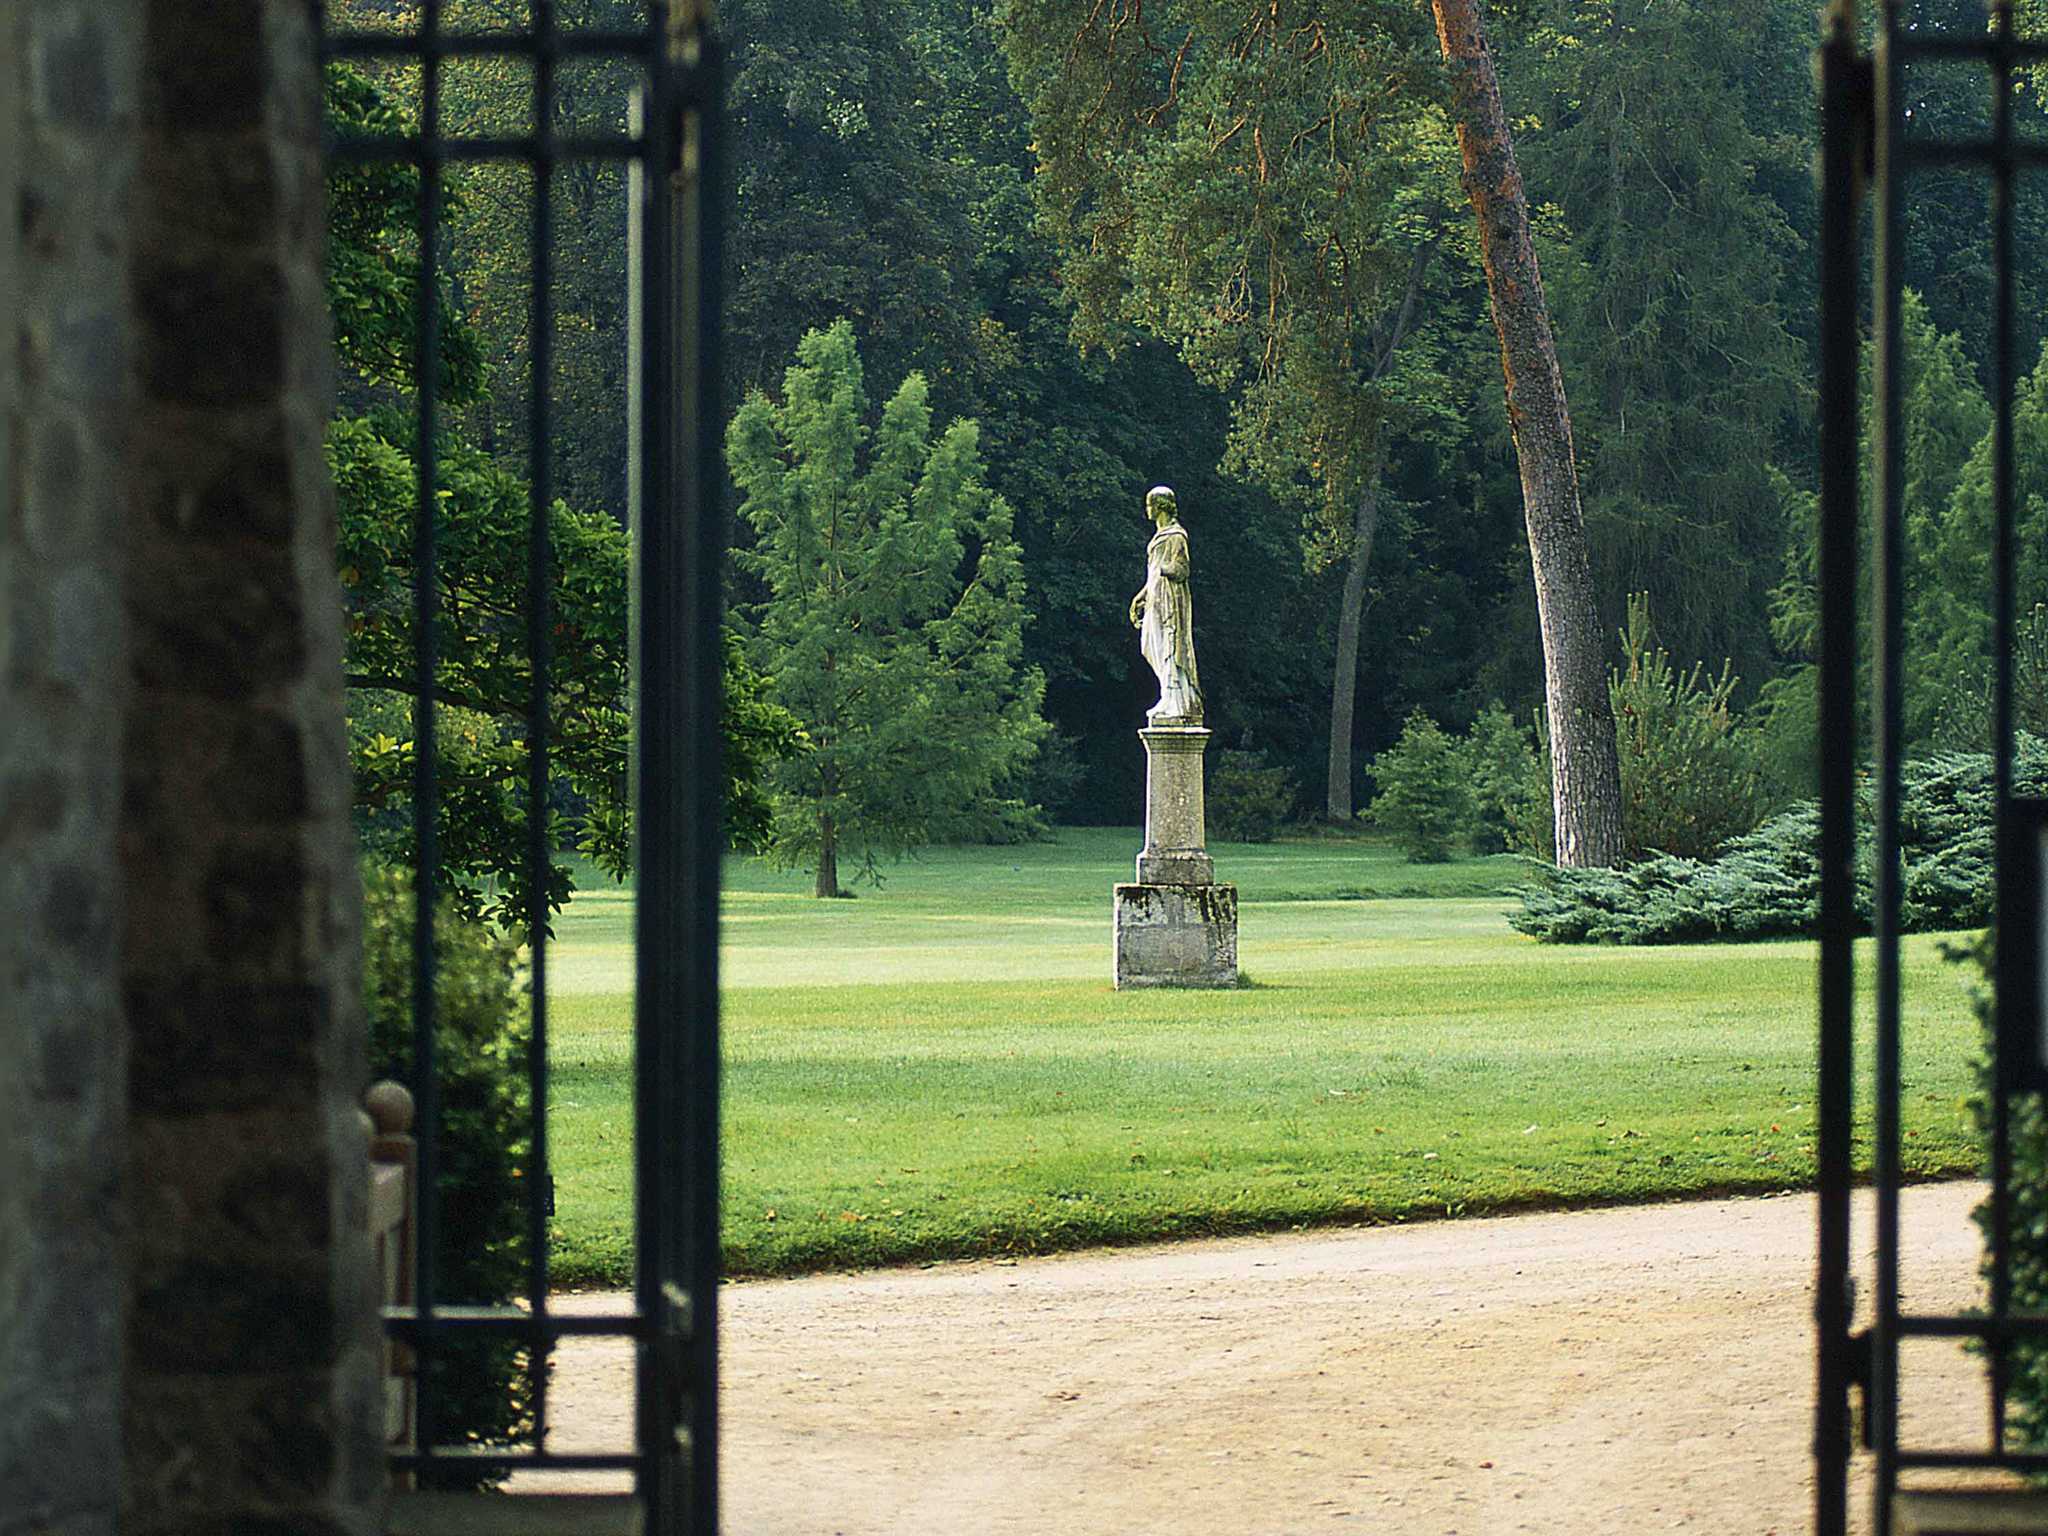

{"left": 522, "top": 1182, "right": 1999, "bottom": 1533}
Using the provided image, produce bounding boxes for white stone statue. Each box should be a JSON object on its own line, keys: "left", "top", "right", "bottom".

{"left": 1128, "top": 485, "right": 1203, "bottom": 726}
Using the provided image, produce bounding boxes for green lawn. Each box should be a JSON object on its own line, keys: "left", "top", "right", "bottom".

{"left": 543, "top": 828, "right": 1985, "bottom": 1284}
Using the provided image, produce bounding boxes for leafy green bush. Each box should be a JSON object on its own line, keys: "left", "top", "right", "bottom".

{"left": 1512, "top": 802, "right": 1825, "bottom": 943}
{"left": 1514, "top": 738, "right": 2048, "bottom": 943}
{"left": 1611, "top": 593, "right": 1767, "bottom": 859}
{"left": 361, "top": 862, "right": 532, "bottom": 1481}
{"left": 1367, "top": 711, "right": 1475, "bottom": 863}
{"left": 1462, "top": 595, "right": 1772, "bottom": 867}
{"left": 1209, "top": 749, "right": 1296, "bottom": 842}
{"left": 1464, "top": 702, "right": 1550, "bottom": 856}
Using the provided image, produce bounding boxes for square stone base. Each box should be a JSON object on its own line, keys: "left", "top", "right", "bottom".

{"left": 1113, "top": 883, "right": 1238, "bottom": 989}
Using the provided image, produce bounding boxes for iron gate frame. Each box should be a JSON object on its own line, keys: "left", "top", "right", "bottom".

{"left": 317, "top": 4, "right": 726, "bottom": 1530}
{"left": 1817, "top": 3, "right": 2044, "bottom": 1533}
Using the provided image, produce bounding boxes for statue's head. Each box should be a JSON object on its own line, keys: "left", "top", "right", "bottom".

{"left": 1146, "top": 485, "right": 1177, "bottom": 523}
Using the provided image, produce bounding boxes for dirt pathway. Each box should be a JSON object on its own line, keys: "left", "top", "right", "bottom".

{"left": 524, "top": 1183, "right": 2001, "bottom": 1533}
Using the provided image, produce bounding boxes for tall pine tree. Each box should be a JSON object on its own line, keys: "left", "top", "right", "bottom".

{"left": 728, "top": 323, "right": 1049, "bottom": 896}
{"left": 1512, "top": 0, "right": 1810, "bottom": 687}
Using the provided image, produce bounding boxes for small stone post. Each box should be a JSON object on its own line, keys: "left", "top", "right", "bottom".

{"left": 1114, "top": 727, "right": 1239, "bottom": 988}
{"left": 364, "top": 1081, "right": 416, "bottom": 1474}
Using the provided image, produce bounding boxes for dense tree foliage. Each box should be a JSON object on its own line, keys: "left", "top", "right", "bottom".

{"left": 1002, "top": 0, "right": 1468, "bottom": 821}
{"left": 1512, "top": 0, "right": 1809, "bottom": 687}
{"left": 326, "top": 0, "right": 2048, "bottom": 863}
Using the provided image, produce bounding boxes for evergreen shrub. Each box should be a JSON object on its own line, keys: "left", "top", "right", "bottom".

{"left": 1611, "top": 593, "right": 1767, "bottom": 860}
{"left": 361, "top": 862, "right": 533, "bottom": 1481}
{"left": 1209, "top": 750, "right": 1296, "bottom": 842}
{"left": 1514, "top": 737, "right": 2048, "bottom": 943}
{"left": 1367, "top": 711, "right": 1475, "bottom": 862}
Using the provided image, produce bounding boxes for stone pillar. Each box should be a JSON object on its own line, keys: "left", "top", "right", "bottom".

{"left": 0, "top": 5, "right": 141, "bottom": 1533}
{"left": 1136, "top": 726, "right": 1215, "bottom": 884}
{"left": 1115, "top": 727, "right": 1238, "bottom": 988}
{"left": 4, "top": 3, "right": 386, "bottom": 1528}
{"left": 118, "top": 2, "right": 382, "bottom": 1530}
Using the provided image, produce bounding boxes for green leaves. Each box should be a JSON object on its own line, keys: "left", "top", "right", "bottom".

{"left": 1367, "top": 710, "right": 1477, "bottom": 863}
{"left": 324, "top": 63, "right": 485, "bottom": 404}
{"left": 326, "top": 61, "right": 801, "bottom": 929}
{"left": 1003, "top": 0, "right": 1455, "bottom": 522}
{"left": 1518, "top": 0, "right": 1809, "bottom": 688}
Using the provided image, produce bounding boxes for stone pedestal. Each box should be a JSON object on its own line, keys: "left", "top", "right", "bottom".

{"left": 1114, "top": 882, "right": 1238, "bottom": 988}
{"left": 1115, "top": 726, "right": 1239, "bottom": 988}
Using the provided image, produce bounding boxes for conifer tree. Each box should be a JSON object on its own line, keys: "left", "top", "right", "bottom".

{"left": 728, "top": 322, "right": 1049, "bottom": 897}
{"left": 1512, "top": 0, "right": 1811, "bottom": 688}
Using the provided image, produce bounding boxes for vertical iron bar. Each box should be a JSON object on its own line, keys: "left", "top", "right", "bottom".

{"left": 412, "top": 0, "right": 445, "bottom": 1470}
{"left": 318, "top": 3, "right": 695, "bottom": 1494}
{"left": 626, "top": 70, "right": 673, "bottom": 1527}
{"left": 667, "top": 14, "right": 725, "bottom": 1531}
{"left": 1815, "top": 6, "right": 1865, "bottom": 1534}
{"left": 1872, "top": 1, "right": 1906, "bottom": 1524}
{"left": 525, "top": 0, "right": 558, "bottom": 1456}
{"left": 635, "top": 5, "right": 725, "bottom": 1526}
{"left": 1990, "top": 0, "right": 2019, "bottom": 1461}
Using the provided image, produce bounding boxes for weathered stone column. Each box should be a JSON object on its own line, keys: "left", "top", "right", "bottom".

{"left": 1115, "top": 727, "right": 1238, "bottom": 989}
{"left": 0, "top": 6, "right": 143, "bottom": 1531}
{"left": 119, "top": 1, "right": 382, "bottom": 1529}
{"left": 1136, "top": 726, "right": 1215, "bottom": 884}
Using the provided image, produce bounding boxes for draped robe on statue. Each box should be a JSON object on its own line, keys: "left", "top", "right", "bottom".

{"left": 1140, "top": 522, "right": 1202, "bottom": 724}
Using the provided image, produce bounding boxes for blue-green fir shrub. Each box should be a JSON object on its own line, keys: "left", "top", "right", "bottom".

{"left": 362, "top": 862, "right": 533, "bottom": 1481}
{"left": 1367, "top": 711, "right": 1475, "bottom": 863}
{"left": 1514, "top": 737, "right": 2048, "bottom": 943}
{"left": 1209, "top": 749, "right": 1296, "bottom": 843}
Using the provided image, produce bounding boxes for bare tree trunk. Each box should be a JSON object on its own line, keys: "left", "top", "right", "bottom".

{"left": 814, "top": 812, "right": 841, "bottom": 898}
{"left": 1325, "top": 477, "right": 1383, "bottom": 822}
{"left": 1429, "top": 0, "right": 1624, "bottom": 868}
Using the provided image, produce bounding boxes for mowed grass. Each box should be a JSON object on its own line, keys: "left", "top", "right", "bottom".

{"left": 543, "top": 829, "right": 1985, "bottom": 1285}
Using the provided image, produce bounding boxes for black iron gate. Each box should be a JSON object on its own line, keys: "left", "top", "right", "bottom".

{"left": 320, "top": 4, "right": 725, "bottom": 1529}
{"left": 1817, "top": 3, "right": 2046, "bottom": 1532}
